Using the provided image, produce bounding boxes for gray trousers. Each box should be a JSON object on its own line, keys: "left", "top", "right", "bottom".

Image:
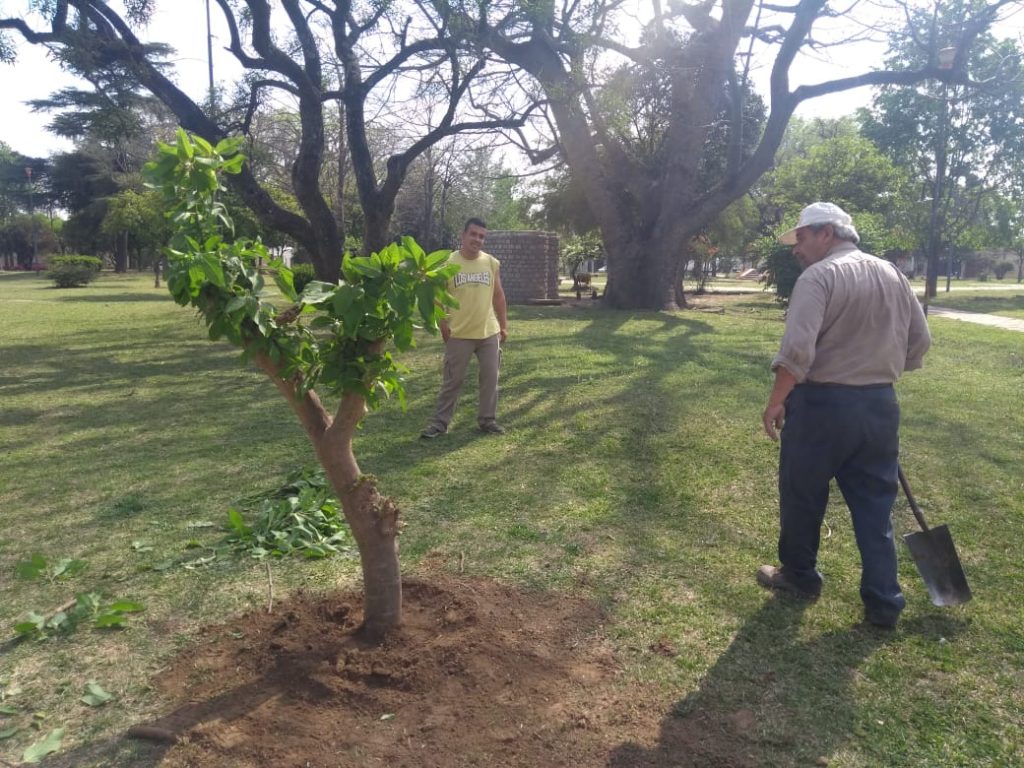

{"left": 429, "top": 334, "right": 501, "bottom": 429}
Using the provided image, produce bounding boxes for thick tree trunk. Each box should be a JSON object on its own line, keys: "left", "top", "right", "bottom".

{"left": 363, "top": 209, "right": 393, "bottom": 256}
{"left": 602, "top": 236, "right": 684, "bottom": 311}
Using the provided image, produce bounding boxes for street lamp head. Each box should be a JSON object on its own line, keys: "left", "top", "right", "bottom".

{"left": 937, "top": 47, "right": 957, "bottom": 70}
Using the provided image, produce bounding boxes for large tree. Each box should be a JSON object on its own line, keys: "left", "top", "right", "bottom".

{"left": 457, "top": 0, "right": 1018, "bottom": 309}
{"left": 0, "top": 0, "right": 531, "bottom": 281}
{"left": 765, "top": 132, "right": 915, "bottom": 254}
{"left": 860, "top": 1, "right": 1024, "bottom": 298}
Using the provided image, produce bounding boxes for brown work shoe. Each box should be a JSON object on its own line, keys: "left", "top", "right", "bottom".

{"left": 863, "top": 610, "right": 899, "bottom": 630}
{"left": 756, "top": 565, "right": 821, "bottom": 600}
{"left": 478, "top": 421, "right": 506, "bottom": 435}
{"left": 419, "top": 424, "right": 447, "bottom": 439}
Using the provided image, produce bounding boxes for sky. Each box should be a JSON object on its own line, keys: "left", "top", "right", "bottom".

{"left": 0, "top": 2, "right": 1019, "bottom": 160}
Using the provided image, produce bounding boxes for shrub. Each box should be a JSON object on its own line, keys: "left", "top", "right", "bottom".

{"left": 761, "top": 245, "right": 802, "bottom": 303}
{"left": 47, "top": 255, "right": 102, "bottom": 288}
{"left": 290, "top": 262, "right": 316, "bottom": 294}
{"left": 993, "top": 262, "right": 1014, "bottom": 280}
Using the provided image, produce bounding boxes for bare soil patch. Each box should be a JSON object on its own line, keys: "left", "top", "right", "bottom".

{"left": 136, "top": 573, "right": 753, "bottom": 767}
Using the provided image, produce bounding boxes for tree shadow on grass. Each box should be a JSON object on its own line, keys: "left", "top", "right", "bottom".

{"left": 608, "top": 596, "right": 968, "bottom": 767}
{"left": 54, "top": 291, "right": 172, "bottom": 303}
{"left": 933, "top": 293, "right": 1024, "bottom": 314}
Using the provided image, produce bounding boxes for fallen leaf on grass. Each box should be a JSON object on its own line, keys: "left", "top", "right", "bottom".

{"left": 23, "top": 727, "right": 64, "bottom": 763}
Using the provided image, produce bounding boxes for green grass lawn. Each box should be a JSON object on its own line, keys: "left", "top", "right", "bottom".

{"left": 924, "top": 287, "right": 1024, "bottom": 319}
{"left": 1, "top": 272, "right": 1022, "bottom": 767}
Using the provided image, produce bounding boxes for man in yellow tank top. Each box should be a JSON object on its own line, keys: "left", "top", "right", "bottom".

{"left": 420, "top": 218, "right": 509, "bottom": 438}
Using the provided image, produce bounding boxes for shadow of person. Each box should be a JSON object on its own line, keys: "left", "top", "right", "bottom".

{"left": 607, "top": 595, "right": 966, "bottom": 768}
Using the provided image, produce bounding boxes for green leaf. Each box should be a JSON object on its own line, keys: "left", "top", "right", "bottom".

{"left": 273, "top": 266, "right": 299, "bottom": 302}
{"left": 214, "top": 137, "right": 244, "bottom": 156}
{"left": 94, "top": 614, "right": 129, "bottom": 629}
{"left": 50, "top": 558, "right": 86, "bottom": 580}
{"left": 221, "top": 154, "right": 246, "bottom": 174}
{"left": 347, "top": 256, "right": 382, "bottom": 279}
{"left": 15, "top": 554, "right": 47, "bottom": 580}
{"left": 225, "top": 295, "right": 249, "bottom": 313}
{"left": 192, "top": 134, "right": 214, "bottom": 155}
{"left": 401, "top": 236, "right": 426, "bottom": 260}
{"left": 227, "top": 508, "right": 250, "bottom": 537}
{"left": 106, "top": 600, "right": 145, "bottom": 614}
{"left": 200, "top": 254, "right": 226, "bottom": 288}
{"left": 300, "top": 281, "right": 336, "bottom": 305}
{"left": 14, "top": 613, "right": 46, "bottom": 636}
{"left": 0, "top": 726, "right": 21, "bottom": 740}
{"left": 0, "top": 706, "right": 19, "bottom": 716}
{"left": 80, "top": 682, "right": 113, "bottom": 707}
{"left": 423, "top": 248, "right": 451, "bottom": 270}
{"left": 416, "top": 283, "right": 438, "bottom": 324}
{"left": 22, "top": 728, "right": 64, "bottom": 763}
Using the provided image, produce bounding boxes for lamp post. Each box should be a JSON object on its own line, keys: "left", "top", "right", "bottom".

{"left": 924, "top": 47, "right": 957, "bottom": 307}
{"left": 205, "top": 0, "right": 215, "bottom": 109}
{"left": 24, "top": 166, "right": 37, "bottom": 269}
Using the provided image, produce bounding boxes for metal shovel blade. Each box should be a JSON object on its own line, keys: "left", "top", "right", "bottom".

{"left": 903, "top": 525, "right": 973, "bottom": 607}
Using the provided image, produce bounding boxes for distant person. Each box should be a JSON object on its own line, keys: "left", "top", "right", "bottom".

{"left": 420, "top": 218, "right": 509, "bottom": 438}
{"left": 758, "top": 202, "right": 931, "bottom": 629}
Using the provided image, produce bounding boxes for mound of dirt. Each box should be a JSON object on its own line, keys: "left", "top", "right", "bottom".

{"left": 137, "top": 573, "right": 752, "bottom": 767}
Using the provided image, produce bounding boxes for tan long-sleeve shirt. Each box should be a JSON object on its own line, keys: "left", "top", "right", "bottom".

{"left": 771, "top": 242, "right": 931, "bottom": 385}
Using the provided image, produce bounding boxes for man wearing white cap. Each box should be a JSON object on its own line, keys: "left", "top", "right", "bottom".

{"left": 758, "top": 202, "right": 931, "bottom": 629}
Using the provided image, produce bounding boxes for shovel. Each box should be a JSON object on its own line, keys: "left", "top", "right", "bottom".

{"left": 898, "top": 465, "right": 972, "bottom": 606}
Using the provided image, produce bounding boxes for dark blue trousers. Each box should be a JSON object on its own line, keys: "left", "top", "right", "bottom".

{"left": 778, "top": 383, "right": 905, "bottom": 621}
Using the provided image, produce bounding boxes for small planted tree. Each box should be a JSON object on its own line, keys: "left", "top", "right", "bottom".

{"left": 145, "top": 130, "right": 457, "bottom": 640}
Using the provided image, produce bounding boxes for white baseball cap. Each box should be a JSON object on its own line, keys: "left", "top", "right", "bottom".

{"left": 778, "top": 202, "right": 858, "bottom": 245}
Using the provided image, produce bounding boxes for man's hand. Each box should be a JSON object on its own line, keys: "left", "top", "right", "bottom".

{"left": 762, "top": 404, "right": 785, "bottom": 441}
{"left": 763, "top": 366, "right": 797, "bottom": 441}
{"left": 440, "top": 319, "right": 451, "bottom": 342}
{"left": 499, "top": 326, "right": 507, "bottom": 343}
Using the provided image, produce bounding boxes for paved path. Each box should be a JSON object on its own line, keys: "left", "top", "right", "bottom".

{"left": 928, "top": 306, "right": 1024, "bottom": 332}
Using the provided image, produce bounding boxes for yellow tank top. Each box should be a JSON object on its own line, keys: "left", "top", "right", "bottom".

{"left": 447, "top": 250, "right": 500, "bottom": 339}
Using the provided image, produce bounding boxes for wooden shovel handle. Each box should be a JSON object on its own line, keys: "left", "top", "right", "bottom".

{"left": 898, "top": 464, "right": 931, "bottom": 533}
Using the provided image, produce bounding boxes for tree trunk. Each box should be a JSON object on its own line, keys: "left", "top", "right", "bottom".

{"left": 114, "top": 231, "right": 129, "bottom": 273}
{"left": 256, "top": 358, "right": 402, "bottom": 641}
{"left": 317, "top": 419, "right": 402, "bottom": 641}
{"left": 363, "top": 208, "right": 393, "bottom": 256}
{"left": 603, "top": 237, "right": 684, "bottom": 310}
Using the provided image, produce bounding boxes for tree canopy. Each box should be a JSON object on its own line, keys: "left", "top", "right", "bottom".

{"left": 2, "top": 0, "right": 1019, "bottom": 301}
{"left": 860, "top": 1, "right": 1024, "bottom": 295}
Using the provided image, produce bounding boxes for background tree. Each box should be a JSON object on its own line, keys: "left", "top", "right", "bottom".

{"left": 860, "top": 0, "right": 1024, "bottom": 297}
{"left": 462, "top": 0, "right": 1016, "bottom": 309}
{"left": 29, "top": 40, "right": 177, "bottom": 271}
{"left": 0, "top": 213, "right": 60, "bottom": 268}
{"left": 764, "top": 132, "right": 916, "bottom": 257}
{"left": 962, "top": 191, "right": 1024, "bottom": 281}
{"left": 0, "top": 0, "right": 532, "bottom": 282}
{"left": 101, "top": 188, "right": 172, "bottom": 283}
{"left": 391, "top": 140, "right": 530, "bottom": 251}
{"left": 47, "top": 147, "right": 121, "bottom": 260}
{"left": 0, "top": 143, "right": 47, "bottom": 225}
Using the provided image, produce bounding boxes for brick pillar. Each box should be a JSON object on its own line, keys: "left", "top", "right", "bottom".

{"left": 474, "top": 230, "right": 560, "bottom": 304}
